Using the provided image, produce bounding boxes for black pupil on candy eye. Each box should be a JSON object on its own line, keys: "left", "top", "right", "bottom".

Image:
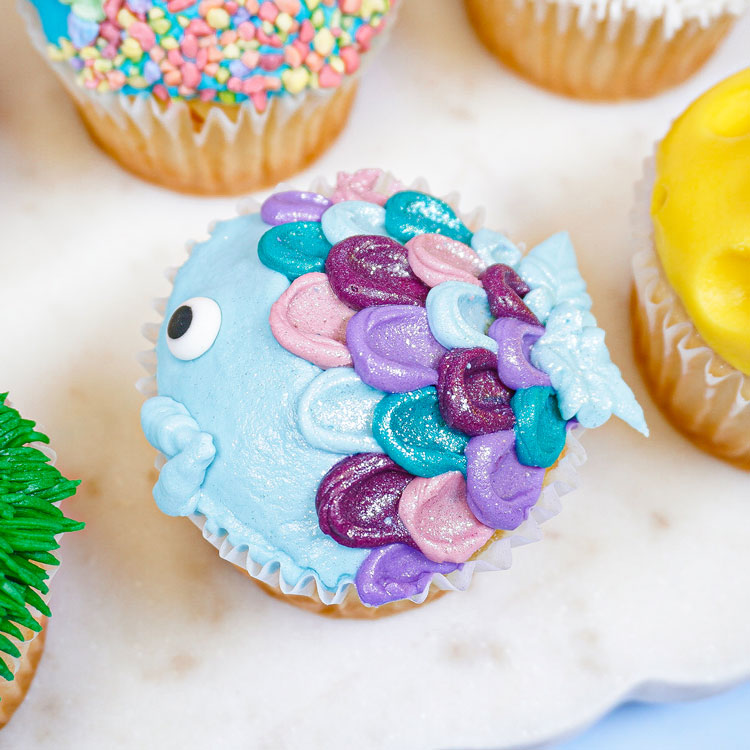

{"left": 168, "top": 305, "right": 193, "bottom": 340}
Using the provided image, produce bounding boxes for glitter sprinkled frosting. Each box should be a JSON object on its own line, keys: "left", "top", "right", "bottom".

{"left": 30, "top": 0, "right": 393, "bottom": 111}
{"left": 140, "top": 169, "right": 648, "bottom": 607}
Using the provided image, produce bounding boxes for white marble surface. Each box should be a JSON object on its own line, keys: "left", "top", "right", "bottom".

{"left": 2, "top": 1, "right": 750, "bottom": 747}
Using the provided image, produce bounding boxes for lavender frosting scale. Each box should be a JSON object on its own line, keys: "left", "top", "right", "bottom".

{"left": 260, "top": 191, "right": 332, "bottom": 226}
{"left": 355, "top": 543, "right": 460, "bottom": 607}
{"left": 346, "top": 306, "right": 448, "bottom": 393}
{"left": 489, "top": 318, "right": 551, "bottom": 390}
{"left": 465, "top": 431, "right": 546, "bottom": 531}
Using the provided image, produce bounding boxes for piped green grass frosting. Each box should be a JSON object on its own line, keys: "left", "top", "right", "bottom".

{"left": 0, "top": 393, "right": 83, "bottom": 685}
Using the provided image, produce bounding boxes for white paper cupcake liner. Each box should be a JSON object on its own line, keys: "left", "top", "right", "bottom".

{"left": 631, "top": 158, "right": 750, "bottom": 465}
{"left": 0, "top": 626, "right": 46, "bottom": 727}
{"left": 534, "top": 0, "right": 748, "bottom": 40}
{"left": 464, "top": 0, "right": 744, "bottom": 100}
{"left": 20, "top": 1, "right": 398, "bottom": 194}
{"left": 138, "top": 173, "right": 588, "bottom": 607}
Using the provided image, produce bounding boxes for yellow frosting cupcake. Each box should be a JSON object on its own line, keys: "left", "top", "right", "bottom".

{"left": 632, "top": 68, "right": 750, "bottom": 466}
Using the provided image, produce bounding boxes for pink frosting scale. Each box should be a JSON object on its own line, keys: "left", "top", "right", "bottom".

{"left": 398, "top": 472, "right": 494, "bottom": 564}
{"left": 269, "top": 272, "right": 355, "bottom": 369}
{"left": 406, "top": 233, "right": 485, "bottom": 287}
{"left": 330, "top": 168, "right": 405, "bottom": 206}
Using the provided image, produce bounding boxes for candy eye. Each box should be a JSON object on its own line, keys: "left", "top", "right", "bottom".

{"left": 166, "top": 297, "right": 221, "bottom": 360}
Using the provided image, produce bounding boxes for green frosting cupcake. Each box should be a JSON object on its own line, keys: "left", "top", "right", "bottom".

{"left": 0, "top": 393, "right": 84, "bottom": 688}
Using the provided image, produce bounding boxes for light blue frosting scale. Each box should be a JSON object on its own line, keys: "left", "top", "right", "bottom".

{"left": 148, "top": 214, "right": 367, "bottom": 591}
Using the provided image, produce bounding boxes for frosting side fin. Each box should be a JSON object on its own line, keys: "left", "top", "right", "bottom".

{"left": 141, "top": 396, "right": 216, "bottom": 516}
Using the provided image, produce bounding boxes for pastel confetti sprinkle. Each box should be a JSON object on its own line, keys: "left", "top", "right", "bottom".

{"left": 42, "top": 0, "right": 394, "bottom": 111}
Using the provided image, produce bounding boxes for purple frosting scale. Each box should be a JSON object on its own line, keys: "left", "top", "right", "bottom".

{"left": 347, "top": 306, "right": 448, "bottom": 393}
{"left": 480, "top": 264, "right": 538, "bottom": 324}
{"left": 489, "top": 318, "right": 551, "bottom": 390}
{"left": 355, "top": 543, "right": 460, "bottom": 607}
{"left": 465, "top": 431, "right": 546, "bottom": 531}
{"left": 326, "top": 235, "right": 430, "bottom": 310}
{"left": 260, "top": 191, "right": 332, "bottom": 226}
{"left": 436, "top": 348, "right": 515, "bottom": 436}
{"left": 316, "top": 453, "right": 416, "bottom": 549}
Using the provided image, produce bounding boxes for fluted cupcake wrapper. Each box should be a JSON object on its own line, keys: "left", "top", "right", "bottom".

{"left": 464, "top": 0, "right": 742, "bottom": 99}
{"left": 20, "top": 1, "right": 396, "bottom": 195}
{"left": 138, "top": 172, "right": 587, "bottom": 612}
{"left": 0, "top": 625, "right": 46, "bottom": 727}
{"left": 631, "top": 159, "right": 750, "bottom": 467}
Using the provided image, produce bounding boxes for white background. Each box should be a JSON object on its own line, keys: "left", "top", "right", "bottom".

{"left": 2, "top": 1, "right": 750, "bottom": 747}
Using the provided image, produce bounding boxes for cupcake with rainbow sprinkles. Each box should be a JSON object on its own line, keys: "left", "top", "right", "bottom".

{"left": 22, "top": 0, "right": 396, "bottom": 194}
{"left": 139, "top": 168, "right": 648, "bottom": 618}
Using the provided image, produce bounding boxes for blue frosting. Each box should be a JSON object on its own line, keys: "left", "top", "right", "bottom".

{"left": 29, "top": 0, "right": 70, "bottom": 44}
{"left": 297, "top": 367, "right": 384, "bottom": 455}
{"left": 425, "top": 281, "right": 497, "bottom": 353}
{"left": 320, "top": 201, "right": 388, "bottom": 246}
{"left": 470, "top": 228, "right": 522, "bottom": 268}
{"left": 517, "top": 232, "right": 592, "bottom": 323}
{"left": 142, "top": 213, "right": 367, "bottom": 592}
{"left": 530, "top": 303, "right": 649, "bottom": 436}
{"left": 141, "top": 396, "right": 216, "bottom": 516}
